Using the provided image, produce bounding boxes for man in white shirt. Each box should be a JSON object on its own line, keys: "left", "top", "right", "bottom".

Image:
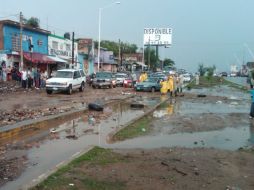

{"left": 21, "top": 69, "right": 27, "bottom": 89}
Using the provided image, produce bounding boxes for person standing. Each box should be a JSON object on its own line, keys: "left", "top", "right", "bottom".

{"left": 250, "top": 85, "right": 254, "bottom": 119}
{"left": 131, "top": 72, "right": 137, "bottom": 87}
{"left": 167, "top": 75, "right": 174, "bottom": 97}
{"left": 160, "top": 79, "right": 168, "bottom": 95}
{"left": 21, "top": 69, "right": 27, "bottom": 89}
{"left": 2, "top": 62, "right": 7, "bottom": 82}
{"left": 27, "top": 68, "right": 33, "bottom": 88}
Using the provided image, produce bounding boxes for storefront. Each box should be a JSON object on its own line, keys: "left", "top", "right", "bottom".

{"left": 48, "top": 34, "right": 79, "bottom": 70}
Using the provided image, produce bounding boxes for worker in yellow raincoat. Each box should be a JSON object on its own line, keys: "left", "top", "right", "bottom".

{"left": 143, "top": 72, "right": 148, "bottom": 81}
{"left": 160, "top": 79, "right": 168, "bottom": 95}
{"left": 167, "top": 75, "right": 174, "bottom": 97}
{"left": 139, "top": 72, "right": 145, "bottom": 82}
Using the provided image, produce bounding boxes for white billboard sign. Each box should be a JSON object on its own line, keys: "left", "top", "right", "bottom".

{"left": 143, "top": 28, "right": 172, "bottom": 46}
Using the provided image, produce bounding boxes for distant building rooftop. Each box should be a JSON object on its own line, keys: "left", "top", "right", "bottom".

{"left": 0, "top": 19, "right": 51, "bottom": 34}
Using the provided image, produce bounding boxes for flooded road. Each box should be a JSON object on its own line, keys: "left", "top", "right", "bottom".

{"left": 1, "top": 85, "right": 253, "bottom": 190}
{"left": 0, "top": 96, "right": 162, "bottom": 190}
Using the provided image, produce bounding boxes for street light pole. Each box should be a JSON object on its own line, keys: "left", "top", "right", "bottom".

{"left": 98, "top": 8, "right": 102, "bottom": 72}
{"left": 97, "top": 1, "right": 120, "bottom": 72}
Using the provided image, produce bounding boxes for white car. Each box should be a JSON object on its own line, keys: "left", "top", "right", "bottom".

{"left": 115, "top": 73, "right": 128, "bottom": 86}
{"left": 46, "top": 69, "right": 86, "bottom": 95}
{"left": 182, "top": 74, "right": 191, "bottom": 82}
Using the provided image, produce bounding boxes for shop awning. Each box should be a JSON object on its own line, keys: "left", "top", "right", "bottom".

{"left": 47, "top": 55, "right": 67, "bottom": 63}
{"left": 23, "top": 52, "right": 55, "bottom": 64}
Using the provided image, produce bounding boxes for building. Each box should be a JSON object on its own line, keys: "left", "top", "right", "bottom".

{"left": 48, "top": 34, "right": 78, "bottom": 73}
{"left": 76, "top": 38, "right": 94, "bottom": 75}
{"left": 0, "top": 19, "right": 58, "bottom": 73}
{"left": 94, "top": 48, "right": 117, "bottom": 72}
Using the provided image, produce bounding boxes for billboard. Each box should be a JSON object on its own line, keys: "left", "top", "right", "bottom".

{"left": 143, "top": 28, "right": 172, "bottom": 46}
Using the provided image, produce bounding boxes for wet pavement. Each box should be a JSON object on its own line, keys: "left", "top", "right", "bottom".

{"left": 0, "top": 96, "right": 162, "bottom": 190}
{"left": 1, "top": 85, "right": 253, "bottom": 190}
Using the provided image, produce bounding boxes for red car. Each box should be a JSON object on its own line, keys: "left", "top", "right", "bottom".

{"left": 123, "top": 78, "right": 133, "bottom": 88}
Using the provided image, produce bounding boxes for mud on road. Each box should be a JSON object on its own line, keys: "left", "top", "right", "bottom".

{"left": 1, "top": 82, "right": 254, "bottom": 190}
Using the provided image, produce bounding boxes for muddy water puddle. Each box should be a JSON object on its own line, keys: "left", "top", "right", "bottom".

{"left": 1, "top": 96, "right": 162, "bottom": 190}
{"left": 189, "top": 85, "right": 249, "bottom": 100}
{"left": 110, "top": 98, "right": 253, "bottom": 151}
{"left": 108, "top": 126, "right": 254, "bottom": 150}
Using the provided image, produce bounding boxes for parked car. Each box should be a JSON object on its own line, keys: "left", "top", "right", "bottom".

{"left": 123, "top": 77, "right": 133, "bottom": 88}
{"left": 182, "top": 73, "right": 191, "bottom": 82}
{"left": 220, "top": 72, "right": 228, "bottom": 77}
{"left": 115, "top": 73, "right": 128, "bottom": 86}
{"left": 46, "top": 69, "right": 86, "bottom": 95}
{"left": 92, "top": 72, "right": 116, "bottom": 88}
{"left": 135, "top": 77, "right": 161, "bottom": 92}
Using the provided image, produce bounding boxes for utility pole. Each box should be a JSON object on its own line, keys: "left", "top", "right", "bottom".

{"left": 72, "top": 32, "right": 74, "bottom": 67}
{"left": 19, "top": 12, "right": 23, "bottom": 71}
{"left": 118, "top": 39, "right": 121, "bottom": 66}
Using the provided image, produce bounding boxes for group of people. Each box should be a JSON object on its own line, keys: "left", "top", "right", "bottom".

{"left": 160, "top": 74, "right": 184, "bottom": 96}
{"left": 20, "top": 68, "right": 48, "bottom": 89}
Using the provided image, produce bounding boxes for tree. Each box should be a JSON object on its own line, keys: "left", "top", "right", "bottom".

{"left": 64, "top": 32, "right": 71, "bottom": 40}
{"left": 198, "top": 63, "right": 206, "bottom": 76}
{"left": 144, "top": 47, "right": 157, "bottom": 70}
{"left": 206, "top": 65, "right": 216, "bottom": 80}
{"left": 163, "top": 58, "right": 175, "bottom": 67}
{"left": 94, "top": 40, "right": 138, "bottom": 57}
{"left": 26, "top": 17, "right": 40, "bottom": 28}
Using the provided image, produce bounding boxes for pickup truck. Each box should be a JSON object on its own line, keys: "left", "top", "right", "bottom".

{"left": 46, "top": 69, "right": 86, "bottom": 95}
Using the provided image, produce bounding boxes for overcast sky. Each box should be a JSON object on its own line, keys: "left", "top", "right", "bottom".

{"left": 1, "top": 0, "right": 254, "bottom": 72}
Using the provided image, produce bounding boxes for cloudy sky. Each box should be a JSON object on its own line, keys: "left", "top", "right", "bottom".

{"left": 1, "top": 0, "right": 254, "bottom": 72}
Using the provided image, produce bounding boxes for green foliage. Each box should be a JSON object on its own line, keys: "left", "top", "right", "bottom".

{"left": 206, "top": 65, "right": 216, "bottom": 80}
{"left": 163, "top": 58, "right": 175, "bottom": 67}
{"left": 26, "top": 17, "right": 40, "bottom": 28}
{"left": 198, "top": 63, "right": 206, "bottom": 76}
{"left": 94, "top": 40, "right": 138, "bottom": 56}
{"left": 144, "top": 47, "right": 157, "bottom": 70}
{"left": 30, "top": 147, "right": 126, "bottom": 190}
{"left": 113, "top": 116, "right": 152, "bottom": 141}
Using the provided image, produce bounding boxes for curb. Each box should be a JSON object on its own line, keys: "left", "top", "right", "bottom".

{"left": 108, "top": 95, "right": 170, "bottom": 143}
{"left": 24, "top": 146, "right": 94, "bottom": 190}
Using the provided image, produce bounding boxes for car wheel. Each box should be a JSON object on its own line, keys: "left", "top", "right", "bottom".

{"left": 79, "top": 82, "right": 85, "bottom": 92}
{"left": 68, "top": 85, "right": 72, "bottom": 95}
{"left": 151, "top": 87, "right": 155, "bottom": 93}
{"left": 109, "top": 84, "right": 113, "bottom": 88}
{"left": 46, "top": 90, "right": 52, "bottom": 94}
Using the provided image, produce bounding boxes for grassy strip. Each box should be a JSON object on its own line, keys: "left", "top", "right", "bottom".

{"left": 186, "top": 76, "right": 248, "bottom": 92}
{"left": 112, "top": 116, "right": 153, "bottom": 141}
{"left": 30, "top": 147, "right": 126, "bottom": 190}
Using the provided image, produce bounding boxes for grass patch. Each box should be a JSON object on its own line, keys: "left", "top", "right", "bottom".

{"left": 113, "top": 116, "right": 153, "bottom": 141}
{"left": 186, "top": 76, "right": 248, "bottom": 92}
{"left": 30, "top": 147, "right": 126, "bottom": 190}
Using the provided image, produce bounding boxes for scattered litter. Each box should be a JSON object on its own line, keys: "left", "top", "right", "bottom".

{"left": 230, "top": 102, "right": 238, "bottom": 106}
{"left": 153, "top": 110, "right": 167, "bottom": 118}
{"left": 66, "top": 135, "right": 78, "bottom": 140}
{"left": 50, "top": 128, "right": 57, "bottom": 133}
{"left": 216, "top": 101, "right": 222, "bottom": 104}
{"left": 122, "top": 91, "right": 132, "bottom": 95}
{"left": 141, "top": 128, "right": 146, "bottom": 132}
{"left": 197, "top": 94, "right": 206, "bottom": 98}
{"left": 88, "top": 115, "right": 96, "bottom": 125}
{"left": 69, "top": 183, "right": 74, "bottom": 186}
